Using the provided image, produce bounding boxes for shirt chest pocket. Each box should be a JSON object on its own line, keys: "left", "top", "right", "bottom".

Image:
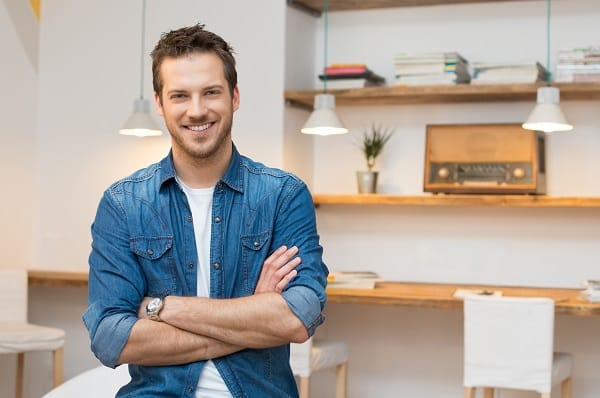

{"left": 241, "top": 231, "right": 271, "bottom": 294}
{"left": 130, "top": 236, "right": 177, "bottom": 297}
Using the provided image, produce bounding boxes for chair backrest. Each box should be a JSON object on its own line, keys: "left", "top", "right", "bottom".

{"left": 41, "top": 365, "right": 130, "bottom": 398}
{"left": 290, "top": 336, "right": 314, "bottom": 377}
{"left": 0, "top": 268, "right": 28, "bottom": 322}
{"left": 463, "top": 295, "right": 555, "bottom": 393}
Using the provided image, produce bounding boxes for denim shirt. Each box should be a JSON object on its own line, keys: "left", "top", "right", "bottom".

{"left": 83, "top": 145, "right": 328, "bottom": 398}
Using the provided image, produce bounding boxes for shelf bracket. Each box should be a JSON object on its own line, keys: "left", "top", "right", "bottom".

{"left": 287, "top": 0, "right": 321, "bottom": 17}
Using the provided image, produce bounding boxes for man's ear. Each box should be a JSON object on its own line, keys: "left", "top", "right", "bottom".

{"left": 154, "top": 92, "right": 164, "bottom": 116}
{"left": 232, "top": 85, "right": 240, "bottom": 112}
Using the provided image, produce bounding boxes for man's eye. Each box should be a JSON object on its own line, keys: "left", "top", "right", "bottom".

{"left": 206, "top": 90, "right": 220, "bottom": 96}
{"left": 171, "top": 93, "right": 187, "bottom": 100}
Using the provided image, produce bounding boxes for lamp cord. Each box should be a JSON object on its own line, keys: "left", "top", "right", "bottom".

{"left": 139, "top": 0, "right": 147, "bottom": 100}
{"left": 546, "top": 0, "right": 551, "bottom": 85}
{"left": 322, "top": 0, "right": 329, "bottom": 93}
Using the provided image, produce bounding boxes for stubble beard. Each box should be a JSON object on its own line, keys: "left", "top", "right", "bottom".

{"left": 172, "top": 117, "right": 233, "bottom": 161}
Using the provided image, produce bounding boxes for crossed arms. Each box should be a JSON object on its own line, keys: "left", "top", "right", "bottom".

{"left": 118, "top": 246, "right": 307, "bottom": 366}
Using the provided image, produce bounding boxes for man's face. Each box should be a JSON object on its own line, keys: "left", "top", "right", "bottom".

{"left": 154, "top": 52, "right": 239, "bottom": 162}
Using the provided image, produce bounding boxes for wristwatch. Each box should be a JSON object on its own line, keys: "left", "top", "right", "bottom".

{"left": 146, "top": 297, "right": 164, "bottom": 321}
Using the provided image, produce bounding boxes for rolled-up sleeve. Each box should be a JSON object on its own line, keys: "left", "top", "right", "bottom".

{"left": 276, "top": 180, "right": 328, "bottom": 337}
{"left": 282, "top": 285, "right": 325, "bottom": 336}
{"left": 83, "top": 190, "right": 145, "bottom": 368}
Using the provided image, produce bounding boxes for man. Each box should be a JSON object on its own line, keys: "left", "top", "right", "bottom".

{"left": 83, "top": 24, "right": 328, "bottom": 397}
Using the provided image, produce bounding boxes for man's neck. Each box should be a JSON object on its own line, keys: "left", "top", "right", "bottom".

{"left": 172, "top": 144, "right": 232, "bottom": 189}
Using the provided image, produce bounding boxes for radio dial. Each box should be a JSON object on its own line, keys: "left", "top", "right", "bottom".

{"left": 513, "top": 167, "right": 525, "bottom": 179}
{"left": 437, "top": 167, "right": 450, "bottom": 179}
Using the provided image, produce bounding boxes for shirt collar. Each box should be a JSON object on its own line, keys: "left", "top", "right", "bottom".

{"left": 158, "top": 144, "right": 244, "bottom": 193}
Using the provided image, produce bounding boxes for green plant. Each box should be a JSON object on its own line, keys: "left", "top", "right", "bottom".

{"left": 360, "top": 124, "right": 393, "bottom": 171}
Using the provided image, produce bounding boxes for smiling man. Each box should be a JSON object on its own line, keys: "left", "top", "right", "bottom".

{"left": 83, "top": 24, "right": 328, "bottom": 397}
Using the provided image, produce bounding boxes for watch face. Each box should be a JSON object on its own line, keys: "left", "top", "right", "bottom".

{"left": 147, "top": 298, "right": 162, "bottom": 313}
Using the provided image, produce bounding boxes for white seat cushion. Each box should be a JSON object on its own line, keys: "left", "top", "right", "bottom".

{"left": 0, "top": 321, "right": 65, "bottom": 353}
{"left": 42, "top": 365, "right": 130, "bottom": 398}
{"left": 310, "top": 339, "right": 348, "bottom": 373}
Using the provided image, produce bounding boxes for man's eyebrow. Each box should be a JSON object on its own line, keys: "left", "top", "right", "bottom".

{"left": 204, "top": 84, "right": 225, "bottom": 91}
{"left": 166, "top": 89, "right": 187, "bottom": 95}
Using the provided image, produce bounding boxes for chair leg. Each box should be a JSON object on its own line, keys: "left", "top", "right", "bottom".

{"left": 335, "top": 362, "right": 347, "bottom": 398}
{"left": 16, "top": 353, "right": 24, "bottom": 398}
{"left": 298, "top": 376, "right": 310, "bottom": 398}
{"left": 53, "top": 347, "right": 64, "bottom": 387}
{"left": 561, "top": 377, "right": 572, "bottom": 398}
{"left": 483, "top": 387, "right": 494, "bottom": 398}
{"left": 463, "top": 386, "right": 476, "bottom": 398}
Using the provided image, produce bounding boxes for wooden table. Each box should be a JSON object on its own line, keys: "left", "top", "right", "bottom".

{"left": 327, "top": 281, "right": 600, "bottom": 317}
{"left": 27, "top": 270, "right": 599, "bottom": 317}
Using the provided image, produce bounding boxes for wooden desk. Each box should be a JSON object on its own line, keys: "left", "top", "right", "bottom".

{"left": 27, "top": 270, "right": 599, "bottom": 317}
{"left": 28, "top": 269, "right": 88, "bottom": 288}
{"left": 327, "top": 281, "right": 600, "bottom": 317}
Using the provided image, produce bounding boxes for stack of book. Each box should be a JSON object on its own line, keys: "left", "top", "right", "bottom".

{"left": 470, "top": 62, "right": 547, "bottom": 84}
{"left": 393, "top": 52, "right": 470, "bottom": 86}
{"left": 580, "top": 279, "right": 600, "bottom": 303}
{"left": 327, "top": 271, "right": 381, "bottom": 289}
{"left": 556, "top": 46, "right": 600, "bottom": 83}
{"left": 319, "top": 64, "right": 386, "bottom": 89}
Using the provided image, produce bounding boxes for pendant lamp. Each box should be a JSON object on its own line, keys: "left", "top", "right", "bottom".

{"left": 119, "top": 0, "right": 163, "bottom": 137}
{"left": 522, "top": 0, "right": 572, "bottom": 133}
{"left": 301, "top": 0, "right": 348, "bottom": 136}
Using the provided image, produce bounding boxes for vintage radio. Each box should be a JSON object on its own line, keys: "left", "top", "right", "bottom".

{"left": 424, "top": 124, "right": 546, "bottom": 194}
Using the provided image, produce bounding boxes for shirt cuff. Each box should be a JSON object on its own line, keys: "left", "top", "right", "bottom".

{"left": 282, "top": 285, "right": 325, "bottom": 337}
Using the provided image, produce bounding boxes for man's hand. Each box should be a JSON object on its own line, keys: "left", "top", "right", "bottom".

{"left": 254, "top": 245, "right": 301, "bottom": 294}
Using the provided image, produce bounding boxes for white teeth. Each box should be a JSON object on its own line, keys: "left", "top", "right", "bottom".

{"left": 188, "top": 123, "right": 211, "bottom": 132}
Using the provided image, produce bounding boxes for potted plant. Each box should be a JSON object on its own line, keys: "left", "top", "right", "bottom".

{"left": 356, "top": 124, "right": 393, "bottom": 194}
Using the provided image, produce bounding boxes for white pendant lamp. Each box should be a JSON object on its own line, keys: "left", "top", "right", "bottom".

{"left": 119, "top": 0, "right": 163, "bottom": 137}
{"left": 522, "top": 0, "right": 572, "bottom": 133}
{"left": 301, "top": 0, "right": 348, "bottom": 136}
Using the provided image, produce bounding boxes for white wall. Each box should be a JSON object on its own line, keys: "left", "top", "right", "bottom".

{"left": 292, "top": 1, "right": 600, "bottom": 397}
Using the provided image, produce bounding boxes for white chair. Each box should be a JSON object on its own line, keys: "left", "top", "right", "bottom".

{"left": 41, "top": 364, "right": 130, "bottom": 397}
{"left": 290, "top": 337, "right": 348, "bottom": 398}
{"left": 463, "top": 295, "right": 573, "bottom": 398}
{"left": 0, "top": 268, "right": 66, "bottom": 398}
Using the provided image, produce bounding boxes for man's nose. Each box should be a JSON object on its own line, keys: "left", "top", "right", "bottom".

{"left": 187, "top": 96, "right": 208, "bottom": 119}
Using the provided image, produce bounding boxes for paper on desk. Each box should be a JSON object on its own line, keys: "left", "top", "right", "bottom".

{"left": 453, "top": 288, "right": 503, "bottom": 298}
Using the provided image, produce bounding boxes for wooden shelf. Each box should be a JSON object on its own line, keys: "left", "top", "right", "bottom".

{"left": 312, "top": 194, "right": 600, "bottom": 208}
{"left": 288, "top": 0, "right": 538, "bottom": 14}
{"left": 285, "top": 82, "right": 600, "bottom": 108}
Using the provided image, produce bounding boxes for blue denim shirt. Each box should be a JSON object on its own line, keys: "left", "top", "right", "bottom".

{"left": 83, "top": 145, "right": 328, "bottom": 397}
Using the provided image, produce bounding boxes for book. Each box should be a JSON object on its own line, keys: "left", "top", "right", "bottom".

{"left": 393, "top": 51, "right": 470, "bottom": 85}
{"left": 327, "top": 271, "right": 381, "bottom": 289}
{"left": 319, "top": 69, "right": 386, "bottom": 89}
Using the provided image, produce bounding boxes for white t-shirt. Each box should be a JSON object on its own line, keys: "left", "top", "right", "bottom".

{"left": 177, "top": 179, "right": 232, "bottom": 398}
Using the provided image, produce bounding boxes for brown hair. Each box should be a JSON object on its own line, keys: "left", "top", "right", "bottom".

{"left": 151, "top": 23, "right": 237, "bottom": 101}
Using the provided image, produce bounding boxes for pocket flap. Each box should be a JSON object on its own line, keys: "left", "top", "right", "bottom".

{"left": 241, "top": 231, "right": 270, "bottom": 251}
{"left": 130, "top": 237, "right": 173, "bottom": 259}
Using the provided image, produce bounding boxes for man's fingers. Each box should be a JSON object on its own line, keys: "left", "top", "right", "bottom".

{"left": 276, "top": 270, "right": 298, "bottom": 293}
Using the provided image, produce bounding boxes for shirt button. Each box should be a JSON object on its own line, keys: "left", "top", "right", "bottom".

{"left": 253, "top": 241, "right": 260, "bottom": 247}
{"left": 213, "top": 263, "right": 220, "bottom": 270}
{"left": 214, "top": 216, "right": 221, "bottom": 223}
{"left": 188, "top": 386, "right": 194, "bottom": 393}
{"left": 188, "top": 263, "right": 194, "bottom": 269}
{"left": 147, "top": 249, "right": 154, "bottom": 256}
{"left": 186, "top": 215, "right": 193, "bottom": 222}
